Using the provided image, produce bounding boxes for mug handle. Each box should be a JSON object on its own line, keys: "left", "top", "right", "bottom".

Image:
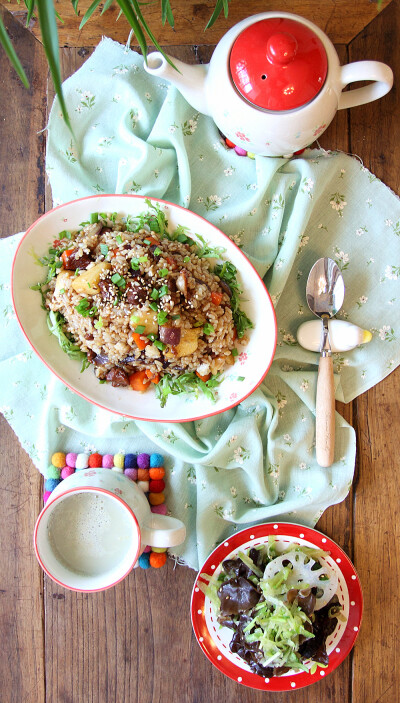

{"left": 142, "top": 514, "right": 186, "bottom": 548}
{"left": 338, "top": 61, "right": 393, "bottom": 110}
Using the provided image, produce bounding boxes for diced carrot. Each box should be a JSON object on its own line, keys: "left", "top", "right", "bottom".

{"left": 132, "top": 332, "right": 149, "bottom": 351}
{"left": 165, "top": 256, "right": 177, "bottom": 269}
{"left": 146, "top": 235, "right": 159, "bottom": 245}
{"left": 233, "top": 327, "right": 238, "bottom": 341}
{"left": 129, "top": 369, "right": 151, "bottom": 392}
{"left": 61, "top": 248, "right": 75, "bottom": 266}
{"left": 196, "top": 371, "right": 211, "bottom": 382}
{"left": 111, "top": 248, "right": 119, "bottom": 257}
{"left": 145, "top": 369, "right": 161, "bottom": 384}
{"left": 211, "top": 291, "right": 223, "bottom": 305}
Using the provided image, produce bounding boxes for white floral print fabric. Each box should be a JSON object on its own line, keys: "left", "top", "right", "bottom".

{"left": 1, "top": 38, "right": 399, "bottom": 570}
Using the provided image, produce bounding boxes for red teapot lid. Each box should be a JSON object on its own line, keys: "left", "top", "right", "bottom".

{"left": 229, "top": 17, "right": 328, "bottom": 111}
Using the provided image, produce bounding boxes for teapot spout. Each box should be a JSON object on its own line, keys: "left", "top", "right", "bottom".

{"left": 144, "top": 52, "right": 211, "bottom": 116}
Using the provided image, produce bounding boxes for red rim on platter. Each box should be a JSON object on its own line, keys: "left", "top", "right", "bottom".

{"left": 191, "top": 522, "right": 363, "bottom": 691}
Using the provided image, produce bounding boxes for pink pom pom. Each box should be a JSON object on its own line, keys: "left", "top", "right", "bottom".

{"left": 102, "top": 454, "right": 114, "bottom": 468}
{"left": 124, "top": 468, "right": 138, "bottom": 481}
{"left": 143, "top": 545, "right": 152, "bottom": 553}
{"left": 234, "top": 145, "right": 248, "bottom": 156}
{"left": 151, "top": 503, "right": 167, "bottom": 515}
{"left": 65, "top": 452, "right": 77, "bottom": 468}
{"left": 43, "top": 491, "right": 52, "bottom": 503}
{"left": 61, "top": 466, "right": 75, "bottom": 479}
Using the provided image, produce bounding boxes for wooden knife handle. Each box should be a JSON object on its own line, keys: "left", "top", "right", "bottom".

{"left": 316, "top": 355, "right": 335, "bottom": 467}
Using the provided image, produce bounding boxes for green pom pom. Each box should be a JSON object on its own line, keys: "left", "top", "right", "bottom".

{"left": 44, "top": 464, "right": 61, "bottom": 479}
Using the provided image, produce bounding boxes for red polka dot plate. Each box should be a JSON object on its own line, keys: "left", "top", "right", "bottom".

{"left": 191, "top": 522, "right": 363, "bottom": 691}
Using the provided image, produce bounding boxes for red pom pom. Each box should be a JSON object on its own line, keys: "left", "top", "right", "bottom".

{"left": 225, "top": 138, "right": 235, "bottom": 148}
{"left": 149, "top": 479, "right": 165, "bottom": 493}
{"left": 88, "top": 453, "right": 102, "bottom": 467}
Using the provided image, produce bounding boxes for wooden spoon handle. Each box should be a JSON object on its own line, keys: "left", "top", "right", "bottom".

{"left": 316, "top": 355, "right": 335, "bottom": 467}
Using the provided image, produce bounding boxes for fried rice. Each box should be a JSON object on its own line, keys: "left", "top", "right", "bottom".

{"left": 40, "top": 207, "right": 252, "bottom": 404}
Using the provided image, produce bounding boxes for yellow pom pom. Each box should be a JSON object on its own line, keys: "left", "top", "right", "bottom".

{"left": 51, "top": 452, "right": 66, "bottom": 468}
{"left": 149, "top": 492, "right": 165, "bottom": 506}
{"left": 152, "top": 547, "right": 167, "bottom": 553}
{"left": 113, "top": 453, "right": 124, "bottom": 469}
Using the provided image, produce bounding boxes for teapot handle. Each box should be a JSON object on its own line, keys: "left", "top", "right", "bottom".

{"left": 142, "top": 513, "right": 186, "bottom": 548}
{"left": 338, "top": 61, "right": 393, "bottom": 110}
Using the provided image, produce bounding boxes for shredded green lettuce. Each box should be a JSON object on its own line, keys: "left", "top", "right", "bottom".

{"left": 155, "top": 371, "right": 222, "bottom": 407}
{"left": 47, "top": 310, "right": 90, "bottom": 372}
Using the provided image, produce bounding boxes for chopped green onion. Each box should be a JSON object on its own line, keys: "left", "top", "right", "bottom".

{"left": 150, "top": 288, "right": 159, "bottom": 300}
{"left": 157, "top": 311, "right": 168, "bottom": 324}
{"left": 131, "top": 315, "right": 140, "bottom": 324}
{"left": 183, "top": 256, "right": 190, "bottom": 263}
{"left": 94, "top": 316, "right": 103, "bottom": 329}
{"left": 131, "top": 258, "right": 140, "bottom": 270}
{"left": 135, "top": 325, "right": 146, "bottom": 334}
{"left": 159, "top": 268, "right": 169, "bottom": 277}
{"left": 159, "top": 284, "right": 169, "bottom": 297}
{"left": 115, "top": 234, "right": 123, "bottom": 245}
{"left": 100, "top": 244, "right": 109, "bottom": 256}
{"left": 143, "top": 238, "right": 151, "bottom": 245}
{"left": 231, "top": 348, "right": 238, "bottom": 357}
{"left": 153, "top": 247, "right": 161, "bottom": 256}
{"left": 203, "top": 323, "right": 215, "bottom": 336}
{"left": 90, "top": 212, "right": 98, "bottom": 224}
{"left": 59, "top": 288, "right": 65, "bottom": 294}
{"left": 154, "top": 339, "right": 166, "bottom": 351}
{"left": 139, "top": 255, "right": 148, "bottom": 263}
{"left": 147, "top": 333, "right": 157, "bottom": 342}
{"left": 237, "top": 376, "right": 245, "bottom": 381}
{"left": 75, "top": 298, "right": 97, "bottom": 317}
{"left": 58, "top": 230, "right": 72, "bottom": 239}
{"left": 177, "top": 233, "right": 188, "bottom": 243}
{"left": 111, "top": 273, "right": 126, "bottom": 288}
{"left": 149, "top": 301, "right": 158, "bottom": 312}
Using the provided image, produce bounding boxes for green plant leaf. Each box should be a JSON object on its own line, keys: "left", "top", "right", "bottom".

{"left": 71, "top": 0, "right": 79, "bottom": 15}
{"left": 115, "top": 0, "right": 148, "bottom": 60}
{"left": 205, "top": 0, "right": 230, "bottom": 30}
{"left": 161, "top": 0, "right": 174, "bottom": 27}
{"left": 0, "top": 16, "right": 30, "bottom": 88}
{"left": 25, "top": 0, "right": 36, "bottom": 26}
{"left": 36, "top": 0, "right": 72, "bottom": 132}
{"left": 130, "top": 0, "right": 177, "bottom": 70}
{"left": 79, "top": 0, "right": 103, "bottom": 29}
{"left": 100, "top": 0, "right": 114, "bottom": 15}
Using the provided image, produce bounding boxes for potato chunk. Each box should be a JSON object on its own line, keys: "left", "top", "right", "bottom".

{"left": 71, "top": 262, "right": 111, "bottom": 295}
{"left": 165, "top": 328, "right": 201, "bottom": 358}
{"left": 54, "top": 270, "right": 75, "bottom": 296}
{"left": 130, "top": 308, "right": 159, "bottom": 334}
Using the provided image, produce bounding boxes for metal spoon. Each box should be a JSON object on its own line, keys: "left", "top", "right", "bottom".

{"left": 306, "top": 258, "right": 345, "bottom": 467}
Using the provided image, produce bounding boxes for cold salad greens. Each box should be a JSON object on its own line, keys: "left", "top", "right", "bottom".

{"left": 199, "top": 537, "right": 344, "bottom": 677}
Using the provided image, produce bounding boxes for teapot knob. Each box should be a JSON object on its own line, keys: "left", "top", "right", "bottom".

{"left": 267, "top": 32, "right": 298, "bottom": 65}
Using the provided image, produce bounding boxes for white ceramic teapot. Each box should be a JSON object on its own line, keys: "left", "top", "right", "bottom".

{"left": 144, "top": 12, "right": 393, "bottom": 157}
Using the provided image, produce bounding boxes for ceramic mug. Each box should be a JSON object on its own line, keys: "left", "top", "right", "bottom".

{"left": 34, "top": 468, "right": 186, "bottom": 591}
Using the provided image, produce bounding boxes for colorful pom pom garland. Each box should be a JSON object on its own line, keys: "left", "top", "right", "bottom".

{"left": 44, "top": 451, "right": 169, "bottom": 569}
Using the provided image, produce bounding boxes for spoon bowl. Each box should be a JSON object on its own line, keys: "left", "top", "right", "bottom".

{"left": 306, "top": 258, "right": 345, "bottom": 467}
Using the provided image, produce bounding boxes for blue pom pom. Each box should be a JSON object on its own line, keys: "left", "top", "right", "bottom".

{"left": 45, "top": 478, "right": 61, "bottom": 492}
{"left": 150, "top": 453, "right": 163, "bottom": 467}
{"left": 124, "top": 453, "right": 137, "bottom": 468}
{"left": 138, "top": 553, "right": 151, "bottom": 569}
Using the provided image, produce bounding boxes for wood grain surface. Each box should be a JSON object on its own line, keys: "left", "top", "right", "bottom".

{"left": 1, "top": 0, "right": 393, "bottom": 47}
{"left": 1, "top": 1, "right": 399, "bottom": 702}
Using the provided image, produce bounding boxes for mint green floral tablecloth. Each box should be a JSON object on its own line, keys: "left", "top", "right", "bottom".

{"left": 1, "top": 37, "right": 400, "bottom": 570}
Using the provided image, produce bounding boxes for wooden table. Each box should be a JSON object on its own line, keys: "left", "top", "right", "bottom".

{"left": 1, "top": 2, "right": 399, "bottom": 701}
